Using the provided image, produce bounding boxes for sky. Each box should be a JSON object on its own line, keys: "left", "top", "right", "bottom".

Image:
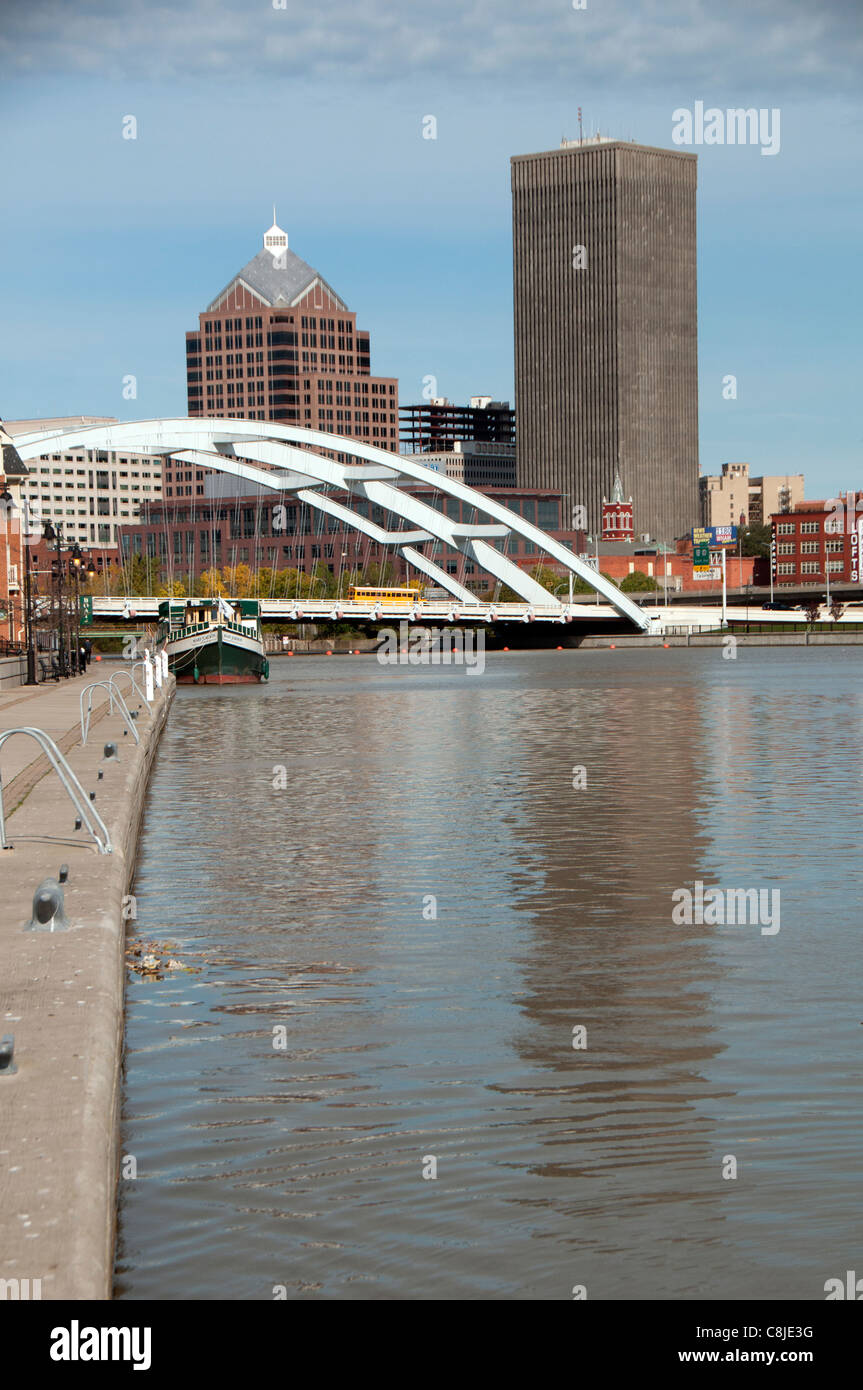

{"left": 1, "top": 0, "right": 861, "bottom": 497}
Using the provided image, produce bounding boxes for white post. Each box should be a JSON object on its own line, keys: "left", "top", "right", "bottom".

{"left": 143, "top": 647, "right": 154, "bottom": 703}
{"left": 721, "top": 548, "right": 727, "bottom": 627}
{"left": 153, "top": 650, "right": 163, "bottom": 688}
{"left": 161, "top": 650, "right": 169, "bottom": 681}
{"left": 568, "top": 571, "right": 573, "bottom": 606}
{"left": 595, "top": 536, "right": 599, "bottom": 606}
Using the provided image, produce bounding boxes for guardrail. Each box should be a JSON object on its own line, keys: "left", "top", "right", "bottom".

{"left": 0, "top": 727, "right": 112, "bottom": 854}
{"left": 90, "top": 596, "right": 597, "bottom": 624}
{"left": 79, "top": 680, "right": 140, "bottom": 747}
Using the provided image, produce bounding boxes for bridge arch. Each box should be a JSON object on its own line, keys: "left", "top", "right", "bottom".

{"left": 13, "top": 418, "right": 651, "bottom": 629}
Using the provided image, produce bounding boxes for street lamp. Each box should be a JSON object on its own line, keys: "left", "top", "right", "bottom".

{"left": 42, "top": 519, "right": 82, "bottom": 676}
{"left": 23, "top": 548, "right": 38, "bottom": 685}
{"left": 69, "top": 544, "right": 84, "bottom": 674}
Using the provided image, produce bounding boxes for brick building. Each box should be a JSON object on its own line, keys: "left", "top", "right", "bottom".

{"left": 771, "top": 492, "right": 863, "bottom": 587}
{"left": 0, "top": 421, "right": 28, "bottom": 646}
{"left": 601, "top": 472, "right": 634, "bottom": 541}
{"left": 177, "top": 216, "right": 398, "bottom": 500}
{"left": 120, "top": 486, "right": 580, "bottom": 596}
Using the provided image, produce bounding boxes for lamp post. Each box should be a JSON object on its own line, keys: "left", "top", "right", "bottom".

{"left": 69, "top": 543, "right": 85, "bottom": 674}
{"left": 42, "top": 521, "right": 86, "bottom": 677}
{"left": 42, "top": 520, "right": 66, "bottom": 675}
{"left": 23, "top": 548, "right": 37, "bottom": 684}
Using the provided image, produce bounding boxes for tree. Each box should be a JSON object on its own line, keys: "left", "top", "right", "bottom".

{"left": 224, "top": 563, "right": 254, "bottom": 597}
{"left": 528, "top": 564, "right": 567, "bottom": 594}
{"left": 156, "top": 578, "right": 186, "bottom": 598}
{"left": 829, "top": 601, "right": 845, "bottom": 622}
{"left": 620, "top": 570, "right": 659, "bottom": 592}
{"left": 738, "top": 523, "right": 772, "bottom": 558}
{"left": 802, "top": 599, "right": 821, "bottom": 625}
{"left": 198, "top": 568, "right": 227, "bottom": 597}
{"left": 127, "top": 556, "right": 161, "bottom": 595}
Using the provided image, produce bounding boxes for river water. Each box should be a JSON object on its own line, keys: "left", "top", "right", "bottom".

{"left": 115, "top": 648, "right": 863, "bottom": 1300}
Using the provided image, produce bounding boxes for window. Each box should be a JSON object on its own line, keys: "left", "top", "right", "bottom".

{"left": 800, "top": 521, "right": 820, "bottom": 534}
{"left": 777, "top": 522, "right": 795, "bottom": 535}
{"left": 777, "top": 563, "right": 794, "bottom": 575}
{"left": 801, "top": 561, "right": 819, "bottom": 574}
{"left": 800, "top": 541, "right": 819, "bottom": 554}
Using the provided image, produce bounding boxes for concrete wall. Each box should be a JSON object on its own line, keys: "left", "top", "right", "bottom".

{"left": 0, "top": 655, "right": 26, "bottom": 690}
{"left": 0, "top": 673, "right": 174, "bottom": 1299}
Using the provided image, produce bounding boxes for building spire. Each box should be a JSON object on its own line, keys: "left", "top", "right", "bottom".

{"left": 263, "top": 210, "right": 288, "bottom": 259}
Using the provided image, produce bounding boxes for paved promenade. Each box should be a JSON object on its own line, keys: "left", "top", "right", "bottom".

{"left": 0, "top": 665, "right": 174, "bottom": 1300}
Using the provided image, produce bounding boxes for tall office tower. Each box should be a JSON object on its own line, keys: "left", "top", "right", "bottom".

{"left": 177, "top": 216, "right": 398, "bottom": 498}
{"left": 512, "top": 138, "right": 699, "bottom": 542}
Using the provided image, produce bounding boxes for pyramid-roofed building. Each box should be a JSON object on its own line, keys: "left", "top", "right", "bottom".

{"left": 207, "top": 222, "right": 349, "bottom": 314}
{"left": 177, "top": 215, "right": 399, "bottom": 501}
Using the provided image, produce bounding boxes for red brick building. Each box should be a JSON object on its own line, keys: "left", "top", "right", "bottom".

{"left": 120, "top": 487, "right": 582, "bottom": 595}
{"left": 175, "top": 216, "right": 398, "bottom": 501}
{"left": 601, "top": 472, "right": 634, "bottom": 541}
{"left": 771, "top": 492, "right": 863, "bottom": 586}
{"left": 0, "top": 423, "right": 28, "bottom": 647}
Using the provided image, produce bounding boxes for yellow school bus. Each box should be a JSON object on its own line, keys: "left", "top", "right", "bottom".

{"left": 348, "top": 586, "right": 422, "bottom": 605}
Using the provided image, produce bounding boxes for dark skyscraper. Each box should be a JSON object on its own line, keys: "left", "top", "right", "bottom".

{"left": 512, "top": 138, "right": 699, "bottom": 542}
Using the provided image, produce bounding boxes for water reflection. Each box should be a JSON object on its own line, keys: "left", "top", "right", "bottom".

{"left": 116, "top": 649, "right": 863, "bottom": 1300}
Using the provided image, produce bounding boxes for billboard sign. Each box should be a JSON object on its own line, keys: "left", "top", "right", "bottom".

{"left": 692, "top": 525, "right": 737, "bottom": 546}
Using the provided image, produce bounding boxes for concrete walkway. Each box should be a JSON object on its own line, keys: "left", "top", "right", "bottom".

{"left": 0, "top": 666, "right": 174, "bottom": 1300}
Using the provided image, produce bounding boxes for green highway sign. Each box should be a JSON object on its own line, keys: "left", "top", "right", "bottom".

{"left": 693, "top": 543, "right": 710, "bottom": 568}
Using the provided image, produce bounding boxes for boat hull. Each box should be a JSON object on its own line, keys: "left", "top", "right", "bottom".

{"left": 167, "top": 624, "right": 268, "bottom": 685}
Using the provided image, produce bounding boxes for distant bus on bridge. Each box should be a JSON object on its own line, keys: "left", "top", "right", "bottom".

{"left": 348, "top": 586, "right": 422, "bottom": 606}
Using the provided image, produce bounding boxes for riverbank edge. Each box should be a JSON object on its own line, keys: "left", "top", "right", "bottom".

{"left": 266, "top": 631, "right": 863, "bottom": 653}
{"left": 0, "top": 674, "right": 174, "bottom": 1300}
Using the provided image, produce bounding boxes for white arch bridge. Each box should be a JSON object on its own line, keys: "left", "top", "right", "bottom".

{"left": 13, "top": 417, "right": 657, "bottom": 631}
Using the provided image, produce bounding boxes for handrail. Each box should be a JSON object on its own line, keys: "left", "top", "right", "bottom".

{"left": 80, "top": 680, "right": 140, "bottom": 746}
{"left": 0, "top": 727, "right": 112, "bottom": 854}
{"left": 110, "top": 667, "right": 150, "bottom": 712}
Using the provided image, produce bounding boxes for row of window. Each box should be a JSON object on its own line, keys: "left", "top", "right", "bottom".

{"left": 776, "top": 561, "right": 844, "bottom": 574}
{"left": 777, "top": 540, "right": 844, "bottom": 554}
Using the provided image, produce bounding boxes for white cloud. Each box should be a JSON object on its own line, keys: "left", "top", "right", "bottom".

{"left": 0, "top": 0, "right": 860, "bottom": 92}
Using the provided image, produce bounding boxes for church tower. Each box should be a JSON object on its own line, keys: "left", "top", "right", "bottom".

{"left": 602, "top": 472, "right": 634, "bottom": 541}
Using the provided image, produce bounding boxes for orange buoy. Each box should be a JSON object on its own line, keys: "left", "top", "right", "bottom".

{"left": 503, "top": 646, "right": 509, "bottom": 652}
{"left": 663, "top": 642, "right": 670, "bottom": 648}
{"left": 94, "top": 653, "right": 102, "bottom": 661}
{"left": 610, "top": 643, "right": 616, "bottom": 649}
{"left": 556, "top": 645, "right": 563, "bottom": 650}
{"left": 354, "top": 649, "right": 360, "bottom": 654}
{"left": 326, "top": 650, "right": 333, "bottom": 656}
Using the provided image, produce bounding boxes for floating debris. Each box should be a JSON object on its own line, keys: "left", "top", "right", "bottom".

{"left": 125, "top": 939, "right": 200, "bottom": 978}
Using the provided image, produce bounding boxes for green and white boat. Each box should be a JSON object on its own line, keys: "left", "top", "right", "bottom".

{"left": 157, "top": 597, "right": 269, "bottom": 685}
